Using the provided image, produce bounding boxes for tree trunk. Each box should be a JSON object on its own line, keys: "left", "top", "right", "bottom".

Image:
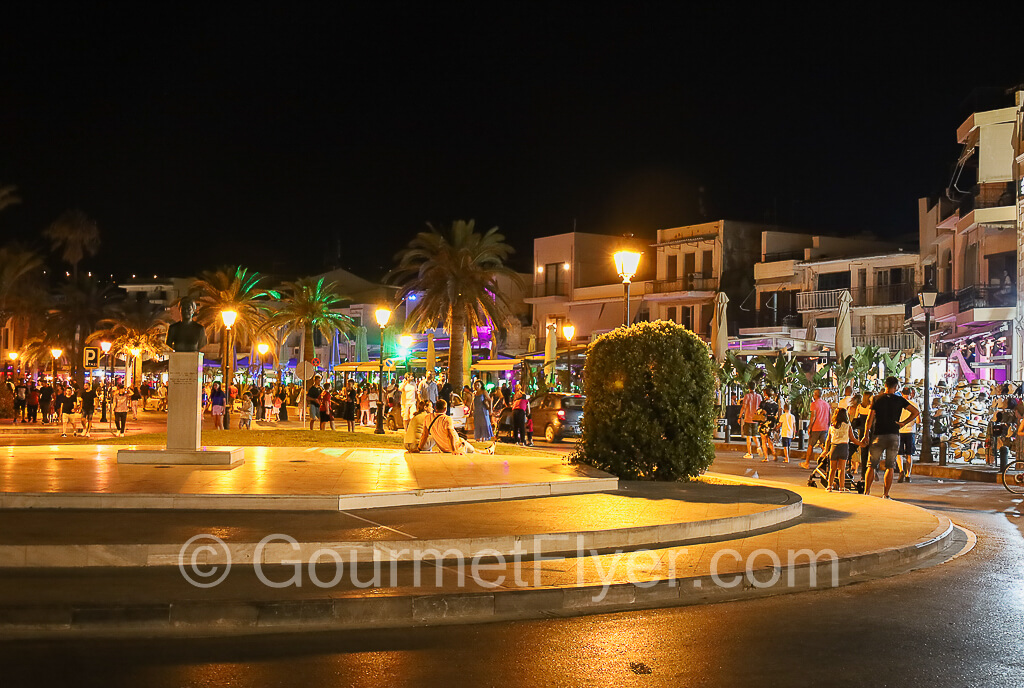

{"left": 449, "top": 311, "right": 467, "bottom": 391}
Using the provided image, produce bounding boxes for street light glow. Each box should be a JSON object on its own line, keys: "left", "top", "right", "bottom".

{"left": 375, "top": 308, "right": 392, "bottom": 328}
{"left": 221, "top": 310, "right": 238, "bottom": 329}
{"left": 613, "top": 250, "right": 642, "bottom": 282}
{"left": 99, "top": 341, "right": 112, "bottom": 353}
{"left": 130, "top": 348, "right": 141, "bottom": 358}
{"left": 50, "top": 348, "right": 62, "bottom": 359}
{"left": 257, "top": 343, "right": 270, "bottom": 356}
{"left": 562, "top": 324, "right": 575, "bottom": 342}
{"left": 400, "top": 334, "right": 414, "bottom": 348}
{"left": 8, "top": 351, "right": 17, "bottom": 361}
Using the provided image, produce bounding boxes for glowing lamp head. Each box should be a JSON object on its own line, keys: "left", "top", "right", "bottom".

{"left": 613, "top": 250, "right": 642, "bottom": 282}
{"left": 257, "top": 343, "right": 270, "bottom": 356}
{"left": 399, "top": 334, "right": 414, "bottom": 348}
{"left": 562, "top": 324, "right": 576, "bottom": 342}
{"left": 50, "top": 348, "right": 63, "bottom": 360}
{"left": 130, "top": 348, "right": 140, "bottom": 358}
{"left": 8, "top": 351, "right": 17, "bottom": 361}
{"left": 99, "top": 341, "right": 112, "bottom": 353}
{"left": 220, "top": 309, "right": 238, "bottom": 329}
{"left": 375, "top": 308, "right": 392, "bottom": 328}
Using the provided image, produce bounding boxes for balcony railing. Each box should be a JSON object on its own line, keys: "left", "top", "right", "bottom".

{"left": 653, "top": 275, "right": 718, "bottom": 293}
{"left": 531, "top": 283, "right": 569, "bottom": 298}
{"left": 852, "top": 332, "right": 921, "bottom": 351}
{"left": 762, "top": 250, "right": 805, "bottom": 262}
{"left": 851, "top": 283, "right": 915, "bottom": 307}
{"left": 796, "top": 288, "right": 846, "bottom": 312}
{"left": 957, "top": 284, "right": 1016, "bottom": 311}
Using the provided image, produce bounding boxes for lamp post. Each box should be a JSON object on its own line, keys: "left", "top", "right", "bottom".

{"left": 374, "top": 308, "right": 392, "bottom": 434}
{"left": 919, "top": 289, "right": 937, "bottom": 464}
{"left": 50, "top": 348, "right": 62, "bottom": 385}
{"left": 257, "top": 342, "right": 269, "bottom": 420}
{"left": 221, "top": 310, "right": 237, "bottom": 429}
{"left": 562, "top": 323, "right": 575, "bottom": 392}
{"left": 99, "top": 341, "right": 111, "bottom": 422}
{"left": 613, "top": 250, "right": 642, "bottom": 326}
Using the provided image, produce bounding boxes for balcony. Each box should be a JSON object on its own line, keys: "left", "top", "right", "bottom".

{"left": 796, "top": 288, "right": 846, "bottom": 312}
{"left": 530, "top": 283, "right": 569, "bottom": 299}
{"left": 957, "top": 284, "right": 1016, "bottom": 311}
{"left": 762, "top": 250, "right": 805, "bottom": 262}
{"left": 653, "top": 275, "right": 718, "bottom": 293}
{"left": 851, "top": 283, "right": 915, "bottom": 307}
{"left": 852, "top": 332, "right": 921, "bottom": 351}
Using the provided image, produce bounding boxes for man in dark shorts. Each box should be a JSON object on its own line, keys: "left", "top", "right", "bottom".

{"left": 80, "top": 381, "right": 97, "bottom": 438}
{"left": 860, "top": 376, "right": 919, "bottom": 499}
{"left": 307, "top": 375, "right": 323, "bottom": 431}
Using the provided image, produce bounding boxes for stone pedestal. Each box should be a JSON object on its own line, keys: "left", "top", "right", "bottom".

{"left": 118, "top": 352, "right": 244, "bottom": 466}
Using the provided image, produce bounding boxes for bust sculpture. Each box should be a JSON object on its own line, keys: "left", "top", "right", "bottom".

{"left": 166, "top": 297, "right": 208, "bottom": 352}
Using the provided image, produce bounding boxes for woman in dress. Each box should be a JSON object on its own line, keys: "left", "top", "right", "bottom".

{"left": 472, "top": 380, "right": 493, "bottom": 441}
{"left": 359, "top": 385, "right": 371, "bottom": 426}
{"left": 340, "top": 379, "right": 358, "bottom": 432}
{"left": 208, "top": 381, "right": 226, "bottom": 430}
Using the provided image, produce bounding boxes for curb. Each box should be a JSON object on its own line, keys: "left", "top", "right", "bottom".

{"left": 0, "top": 491, "right": 803, "bottom": 568}
{"left": 0, "top": 515, "right": 954, "bottom": 639}
{"left": 911, "top": 464, "right": 1003, "bottom": 484}
{"left": 0, "top": 477, "right": 620, "bottom": 512}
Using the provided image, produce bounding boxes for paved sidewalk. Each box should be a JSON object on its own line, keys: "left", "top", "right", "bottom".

{"left": 0, "top": 474, "right": 957, "bottom": 637}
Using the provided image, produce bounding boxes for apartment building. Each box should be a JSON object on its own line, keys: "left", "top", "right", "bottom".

{"left": 913, "top": 89, "right": 1023, "bottom": 381}
{"left": 524, "top": 232, "right": 653, "bottom": 346}
{"left": 753, "top": 233, "right": 920, "bottom": 351}
{"left": 649, "top": 220, "right": 763, "bottom": 338}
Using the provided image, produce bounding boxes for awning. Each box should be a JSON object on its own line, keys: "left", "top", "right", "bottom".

{"left": 939, "top": 321, "right": 1009, "bottom": 344}
{"left": 471, "top": 359, "right": 521, "bottom": 372}
{"left": 333, "top": 362, "right": 382, "bottom": 372}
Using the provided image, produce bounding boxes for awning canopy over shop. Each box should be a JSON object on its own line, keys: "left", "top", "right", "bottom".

{"left": 938, "top": 321, "right": 1009, "bottom": 344}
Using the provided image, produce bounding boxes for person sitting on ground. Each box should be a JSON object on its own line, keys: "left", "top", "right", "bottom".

{"left": 418, "top": 399, "right": 475, "bottom": 454}
{"left": 239, "top": 392, "right": 254, "bottom": 430}
{"left": 405, "top": 399, "right": 431, "bottom": 452}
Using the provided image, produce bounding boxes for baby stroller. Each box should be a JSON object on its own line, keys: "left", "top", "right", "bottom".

{"left": 807, "top": 446, "right": 865, "bottom": 493}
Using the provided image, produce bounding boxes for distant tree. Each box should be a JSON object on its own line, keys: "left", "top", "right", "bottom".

{"left": 43, "top": 209, "right": 100, "bottom": 280}
{"left": 269, "top": 277, "right": 354, "bottom": 372}
{"left": 0, "top": 243, "right": 43, "bottom": 326}
{"left": 45, "top": 277, "right": 124, "bottom": 386}
{"left": 91, "top": 293, "right": 170, "bottom": 383}
{"left": 190, "top": 266, "right": 277, "bottom": 392}
{"left": 390, "top": 220, "right": 521, "bottom": 391}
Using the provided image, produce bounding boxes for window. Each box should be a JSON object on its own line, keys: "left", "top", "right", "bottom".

{"left": 544, "top": 263, "right": 566, "bottom": 296}
{"left": 666, "top": 255, "right": 678, "bottom": 280}
{"left": 859, "top": 316, "right": 867, "bottom": 335}
{"left": 680, "top": 306, "right": 692, "bottom": 329}
{"left": 817, "top": 272, "right": 850, "bottom": 290}
{"left": 667, "top": 306, "right": 677, "bottom": 323}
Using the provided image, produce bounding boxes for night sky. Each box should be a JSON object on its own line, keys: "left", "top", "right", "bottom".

{"left": 2, "top": 4, "right": 1021, "bottom": 281}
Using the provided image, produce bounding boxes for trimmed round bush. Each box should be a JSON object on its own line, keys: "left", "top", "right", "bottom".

{"left": 576, "top": 320, "right": 716, "bottom": 480}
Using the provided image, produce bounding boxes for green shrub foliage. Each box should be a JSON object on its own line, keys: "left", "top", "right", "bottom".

{"left": 578, "top": 321, "right": 716, "bottom": 480}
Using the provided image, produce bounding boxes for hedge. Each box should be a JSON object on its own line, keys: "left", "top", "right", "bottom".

{"left": 575, "top": 320, "right": 716, "bottom": 480}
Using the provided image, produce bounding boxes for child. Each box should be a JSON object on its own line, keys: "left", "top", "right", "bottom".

{"left": 824, "top": 408, "right": 852, "bottom": 492}
{"left": 239, "top": 392, "right": 254, "bottom": 430}
{"left": 525, "top": 413, "right": 534, "bottom": 447}
{"left": 778, "top": 403, "right": 795, "bottom": 462}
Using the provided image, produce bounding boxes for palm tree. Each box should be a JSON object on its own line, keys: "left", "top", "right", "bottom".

{"left": 269, "top": 277, "right": 354, "bottom": 372}
{"left": 43, "top": 209, "right": 100, "bottom": 280}
{"left": 0, "top": 185, "right": 21, "bottom": 214}
{"left": 390, "top": 220, "right": 521, "bottom": 390}
{"left": 91, "top": 294, "right": 170, "bottom": 384}
{"left": 46, "top": 277, "right": 124, "bottom": 386}
{"left": 0, "top": 243, "right": 43, "bottom": 326}
{"left": 190, "top": 266, "right": 278, "bottom": 394}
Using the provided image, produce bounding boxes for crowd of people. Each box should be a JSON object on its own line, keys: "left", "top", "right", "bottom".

{"left": 7, "top": 376, "right": 151, "bottom": 438}
{"left": 737, "top": 376, "right": 921, "bottom": 499}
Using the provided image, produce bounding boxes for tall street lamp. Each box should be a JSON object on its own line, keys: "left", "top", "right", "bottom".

{"left": 221, "top": 310, "right": 237, "bottom": 429}
{"left": 613, "top": 250, "right": 642, "bottom": 326}
{"left": 374, "top": 307, "right": 392, "bottom": 434}
{"left": 8, "top": 351, "right": 17, "bottom": 382}
{"left": 562, "top": 323, "right": 575, "bottom": 392}
{"left": 99, "top": 341, "right": 112, "bottom": 422}
{"left": 919, "top": 288, "right": 937, "bottom": 465}
{"left": 50, "top": 348, "right": 62, "bottom": 384}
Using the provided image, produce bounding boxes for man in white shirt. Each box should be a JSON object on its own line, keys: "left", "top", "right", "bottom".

{"left": 400, "top": 374, "right": 418, "bottom": 422}
{"left": 898, "top": 386, "right": 917, "bottom": 483}
{"left": 837, "top": 386, "right": 853, "bottom": 410}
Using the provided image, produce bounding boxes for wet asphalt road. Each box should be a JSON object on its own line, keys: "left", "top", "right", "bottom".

{"left": 1, "top": 451, "right": 1022, "bottom": 687}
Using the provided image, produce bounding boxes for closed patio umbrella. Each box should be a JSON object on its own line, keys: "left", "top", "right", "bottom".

{"left": 711, "top": 291, "right": 729, "bottom": 363}
{"left": 544, "top": 323, "right": 557, "bottom": 383}
{"left": 835, "top": 289, "right": 854, "bottom": 361}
